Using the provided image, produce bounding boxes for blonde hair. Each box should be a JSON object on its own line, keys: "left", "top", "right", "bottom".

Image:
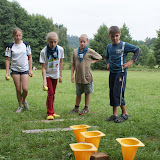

{"left": 79, "top": 34, "right": 88, "bottom": 41}
{"left": 12, "top": 27, "right": 22, "bottom": 37}
{"left": 46, "top": 32, "right": 58, "bottom": 42}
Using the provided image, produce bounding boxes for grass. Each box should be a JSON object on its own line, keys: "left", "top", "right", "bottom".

{"left": 0, "top": 69, "right": 160, "bottom": 160}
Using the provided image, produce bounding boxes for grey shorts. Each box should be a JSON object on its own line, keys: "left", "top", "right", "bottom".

{"left": 76, "top": 82, "right": 94, "bottom": 95}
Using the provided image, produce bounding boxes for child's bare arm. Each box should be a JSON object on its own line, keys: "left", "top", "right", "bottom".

{"left": 92, "top": 59, "right": 101, "bottom": 63}
{"left": 28, "top": 54, "right": 33, "bottom": 77}
{"left": 42, "top": 63, "right": 47, "bottom": 89}
{"left": 5, "top": 57, "right": 10, "bottom": 79}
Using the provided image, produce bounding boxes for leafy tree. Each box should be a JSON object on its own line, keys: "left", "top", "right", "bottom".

{"left": 147, "top": 53, "right": 156, "bottom": 68}
{"left": 145, "top": 37, "right": 156, "bottom": 50}
{"left": 120, "top": 23, "right": 133, "bottom": 43}
{"left": 89, "top": 24, "right": 110, "bottom": 70}
{"left": 24, "top": 14, "right": 55, "bottom": 64}
{"left": 55, "top": 24, "right": 70, "bottom": 62}
{"left": 11, "top": 1, "right": 29, "bottom": 30}
{"left": 137, "top": 45, "right": 150, "bottom": 66}
{"left": 0, "top": 0, "right": 15, "bottom": 67}
{"left": 0, "top": 0, "right": 68, "bottom": 68}
{"left": 67, "top": 35, "right": 79, "bottom": 48}
{"left": 153, "top": 29, "right": 160, "bottom": 67}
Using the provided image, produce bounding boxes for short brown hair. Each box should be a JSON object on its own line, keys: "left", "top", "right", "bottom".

{"left": 109, "top": 26, "right": 121, "bottom": 35}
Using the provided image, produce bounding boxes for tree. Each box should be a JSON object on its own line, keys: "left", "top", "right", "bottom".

{"left": 137, "top": 45, "right": 150, "bottom": 66}
{"left": 0, "top": 0, "right": 68, "bottom": 68}
{"left": 147, "top": 53, "right": 156, "bottom": 68}
{"left": 24, "top": 14, "right": 55, "bottom": 64}
{"left": 153, "top": 29, "right": 160, "bottom": 67}
{"left": 120, "top": 23, "right": 133, "bottom": 43}
{"left": 145, "top": 37, "right": 156, "bottom": 50}
{"left": 89, "top": 24, "right": 110, "bottom": 70}
{"left": 67, "top": 35, "right": 79, "bottom": 48}
{"left": 55, "top": 24, "right": 70, "bottom": 62}
{"left": 0, "top": 0, "right": 15, "bottom": 68}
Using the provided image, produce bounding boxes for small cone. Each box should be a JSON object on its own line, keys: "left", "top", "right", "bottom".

{"left": 70, "top": 125, "right": 90, "bottom": 142}
{"left": 116, "top": 137, "right": 145, "bottom": 160}
{"left": 81, "top": 131, "right": 105, "bottom": 153}
{"left": 70, "top": 143, "right": 97, "bottom": 160}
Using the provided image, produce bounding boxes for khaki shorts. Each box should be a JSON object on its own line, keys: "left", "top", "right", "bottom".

{"left": 76, "top": 82, "right": 94, "bottom": 95}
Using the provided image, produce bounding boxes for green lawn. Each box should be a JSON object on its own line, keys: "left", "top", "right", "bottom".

{"left": 0, "top": 69, "right": 160, "bottom": 160}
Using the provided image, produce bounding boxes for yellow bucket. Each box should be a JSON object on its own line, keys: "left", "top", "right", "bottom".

{"left": 70, "top": 125, "right": 90, "bottom": 142}
{"left": 70, "top": 143, "right": 97, "bottom": 160}
{"left": 116, "top": 137, "right": 145, "bottom": 160}
{"left": 81, "top": 130, "right": 105, "bottom": 153}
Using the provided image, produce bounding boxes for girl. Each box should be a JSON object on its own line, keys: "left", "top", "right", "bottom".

{"left": 39, "top": 32, "right": 64, "bottom": 120}
{"left": 5, "top": 28, "right": 33, "bottom": 113}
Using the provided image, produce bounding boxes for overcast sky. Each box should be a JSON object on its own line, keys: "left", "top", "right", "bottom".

{"left": 9, "top": 0, "right": 160, "bottom": 41}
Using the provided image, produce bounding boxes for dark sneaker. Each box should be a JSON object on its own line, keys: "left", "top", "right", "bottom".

{"left": 68, "top": 108, "right": 79, "bottom": 114}
{"left": 105, "top": 115, "right": 118, "bottom": 121}
{"left": 114, "top": 114, "right": 129, "bottom": 123}
{"left": 79, "top": 108, "right": 89, "bottom": 115}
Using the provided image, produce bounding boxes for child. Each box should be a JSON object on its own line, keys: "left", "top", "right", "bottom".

{"left": 68, "top": 34, "right": 102, "bottom": 115}
{"left": 39, "top": 32, "right": 64, "bottom": 120}
{"left": 105, "top": 26, "right": 141, "bottom": 123}
{"left": 5, "top": 27, "right": 33, "bottom": 113}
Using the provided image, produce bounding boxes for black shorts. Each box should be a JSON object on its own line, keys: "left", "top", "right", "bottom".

{"left": 11, "top": 69, "right": 29, "bottom": 75}
{"left": 109, "top": 72, "right": 127, "bottom": 107}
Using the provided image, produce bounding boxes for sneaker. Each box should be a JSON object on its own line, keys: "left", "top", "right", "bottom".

{"left": 22, "top": 101, "right": 29, "bottom": 110}
{"left": 16, "top": 107, "right": 23, "bottom": 113}
{"left": 47, "top": 115, "right": 54, "bottom": 120}
{"left": 114, "top": 114, "right": 129, "bottom": 123}
{"left": 79, "top": 108, "right": 89, "bottom": 115}
{"left": 105, "top": 115, "right": 118, "bottom": 121}
{"left": 68, "top": 108, "right": 79, "bottom": 114}
{"left": 53, "top": 114, "right": 60, "bottom": 118}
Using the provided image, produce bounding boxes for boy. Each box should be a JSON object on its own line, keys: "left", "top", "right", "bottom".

{"left": 105, "top": 26, "right": 141, "bottom": 123}
{"left": 39, "top": 32, "right": 64, "bottom": 120}
{"left": 68, "top": 34, "right": 102, "bottom": 115}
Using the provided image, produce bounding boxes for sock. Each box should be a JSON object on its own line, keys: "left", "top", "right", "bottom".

{"left": 75, "top": 105, "right": 79, "bottom": 109}
{"left": 84, "top": 106, "right": 88, "bottom": 109}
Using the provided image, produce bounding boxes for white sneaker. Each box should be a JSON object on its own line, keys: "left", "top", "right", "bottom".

{"left": 16, "top": 107, "right": 23, "bottom": 113}
{"left": 23, "top": 101, "right": 29, "bottom": 110}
